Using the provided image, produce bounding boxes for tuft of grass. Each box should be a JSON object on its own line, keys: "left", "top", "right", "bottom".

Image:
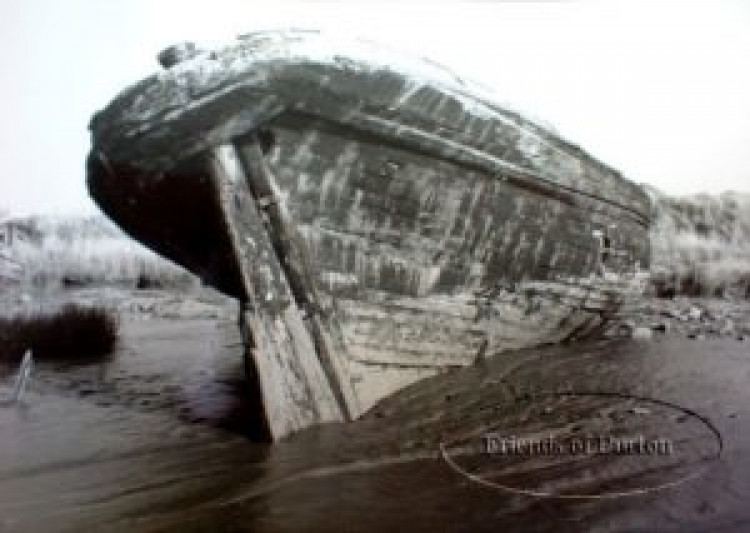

{"left": 0, "top": 305, "right": 119, "bottom": 365}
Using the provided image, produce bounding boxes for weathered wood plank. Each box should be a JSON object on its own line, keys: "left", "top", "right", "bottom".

{"left": 235, "top": 136, "right": 361, "bottom": 420}
{"left": 206, "top": 144, "right": 345, "bottom": 440}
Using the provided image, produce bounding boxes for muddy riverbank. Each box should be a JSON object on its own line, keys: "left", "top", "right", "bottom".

{"left": 0, "top": 289, "right": 749, "bottom": 531}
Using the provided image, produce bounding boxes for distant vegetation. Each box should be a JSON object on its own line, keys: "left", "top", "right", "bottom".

{"left": 0, "top": 304, "right": 118, "bottom": 365}
{"left": 648, "top": 188, "right": 750, "bottom": 299}
{"left": 2, "top": 189, "right": 750, "bottom": 300}
{"left": 1, "top": 214, "right": 196, "bottom": 290}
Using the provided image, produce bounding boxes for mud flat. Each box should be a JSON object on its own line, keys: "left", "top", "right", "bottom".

{"left": 0, "top": 290, "right": 749, "bottom": 532}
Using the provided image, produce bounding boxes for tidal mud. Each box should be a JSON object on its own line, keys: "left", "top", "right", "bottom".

{"left": 0, "top": 289, "right": 749, "bottom": 532}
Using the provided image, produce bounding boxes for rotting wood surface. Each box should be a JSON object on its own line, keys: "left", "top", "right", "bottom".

{"left": 86, "top": 30, "right": 654, "bottom": 439}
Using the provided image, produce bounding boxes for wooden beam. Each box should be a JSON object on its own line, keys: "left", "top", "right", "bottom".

{"left": 206, "top": 144, "right": 345, "bottom": 440}
{"left": 234, "top": 137, "right": 361, "bottom": 421}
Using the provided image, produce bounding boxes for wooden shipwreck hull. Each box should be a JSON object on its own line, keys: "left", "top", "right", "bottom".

{"left": 87, "top": 30, "right": 653, "bottom": 440}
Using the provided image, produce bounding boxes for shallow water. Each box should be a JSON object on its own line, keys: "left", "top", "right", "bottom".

{"left": 0, "top": 298, "right": 749, "bottom": 532}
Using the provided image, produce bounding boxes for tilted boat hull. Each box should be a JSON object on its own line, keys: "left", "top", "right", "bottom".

{"left": 87, "top": 31, "right": 653, "bottom": 440}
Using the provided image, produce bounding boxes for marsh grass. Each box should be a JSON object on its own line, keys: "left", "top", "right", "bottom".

{"left": 9, "top": 221, "right": 196, "bottom": 290}
{"left": 648, "top": 190, "right": 750, "bottom": 298}
{"left": 4, "top": 193, "right": 750, "bottom": 300}
{"left": 0, "top": 304, "right": 119, "bottom": 365}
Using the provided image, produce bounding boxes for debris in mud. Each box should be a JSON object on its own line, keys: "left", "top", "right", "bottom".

{"left": 606, "top": 296, "right": 750, "bottom": 342}
{"left": 631, "top": 327, "right": 653, "bottom": 341}
{"left": 688, "top": 307, "right": 705, "bottom": 321}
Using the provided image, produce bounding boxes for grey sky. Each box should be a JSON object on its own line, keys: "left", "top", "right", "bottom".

{"left": 2, "top": 0, "right": 749, "bottom": 215}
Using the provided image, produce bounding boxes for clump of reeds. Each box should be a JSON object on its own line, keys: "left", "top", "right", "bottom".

{"left": 0, "top": 304, "right": 119, "bottom": 365}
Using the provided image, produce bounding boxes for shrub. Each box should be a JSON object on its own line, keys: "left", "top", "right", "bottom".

{"left": 0, "top": 304, "right": 119, "bottom": 365}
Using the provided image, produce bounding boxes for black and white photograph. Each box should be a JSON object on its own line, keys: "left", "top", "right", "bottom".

{"left": 1, "top": 1, "right": 749, "bottom": 531}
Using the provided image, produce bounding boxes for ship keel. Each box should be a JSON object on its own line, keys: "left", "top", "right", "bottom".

{"left": 203, "top": 139, "right": 356, "bottom": 440}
